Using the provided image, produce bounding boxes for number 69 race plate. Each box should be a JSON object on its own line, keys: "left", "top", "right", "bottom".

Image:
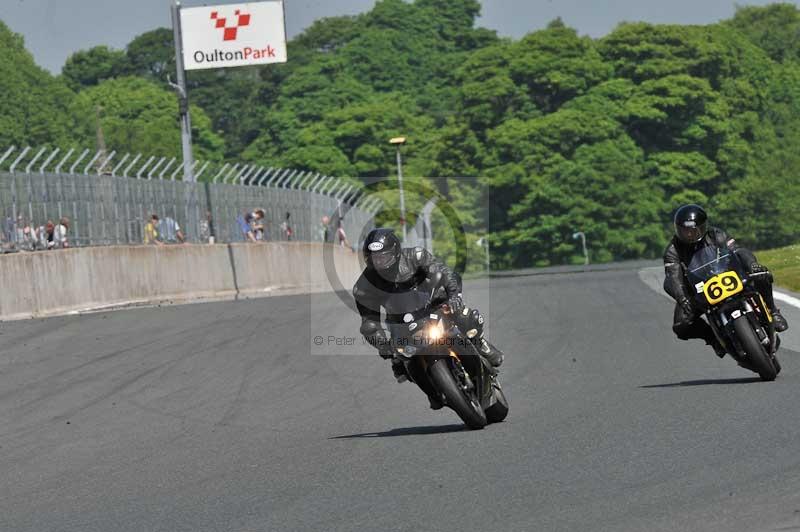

{"left": 703, "top": 271, "right": 743, "bottom": 305}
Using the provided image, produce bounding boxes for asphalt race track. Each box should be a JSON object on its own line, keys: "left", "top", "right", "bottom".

{"left": 1, "top": 264, "right": 800, "bottom": 532}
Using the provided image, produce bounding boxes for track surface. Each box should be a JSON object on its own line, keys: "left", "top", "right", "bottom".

{"left": 1, "top": 266, "right": 800, "bottom": 532}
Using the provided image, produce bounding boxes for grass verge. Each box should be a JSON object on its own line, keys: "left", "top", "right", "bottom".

{"left": 758, "top": 245, "right": 800, "bottom": 293}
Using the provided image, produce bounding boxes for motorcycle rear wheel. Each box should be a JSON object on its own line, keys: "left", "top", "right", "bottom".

{"left": 429, "top": 359, "right": 487, "bottom": 430}
{"left": 733, "top": 317, "right": 777, "bottom": 381}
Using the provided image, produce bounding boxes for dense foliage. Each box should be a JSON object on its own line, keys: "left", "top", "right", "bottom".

{"left": 1, "top": 1, "right": 799, "bottom": 268}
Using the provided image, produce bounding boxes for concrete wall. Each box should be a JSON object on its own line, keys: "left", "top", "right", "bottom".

{"left": 0, "top": 243, "right": 362, "bottom": 320}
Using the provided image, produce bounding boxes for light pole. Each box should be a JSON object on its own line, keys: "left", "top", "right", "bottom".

{"left": 572, "top": 231, "right": 588, "bottom": 265}
{"left": 389, "top": 136, "right": 407, "bottom": 242}
{"left": 419, "top": 199, "right": 437, "bottom": 253}
{"left": 169, "top": 1, "right": 194, "bottom": 182}
{"left": 477, "top": 237, "right": 490, "bottom": 273}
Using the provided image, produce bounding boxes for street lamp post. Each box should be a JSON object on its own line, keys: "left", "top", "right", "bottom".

{"left": 477, "top": 237, "right": 490, "bottom": 273}
{"left": 389, "top": 137, "right": 408, "bottom": 243}
{"left": 169, "top": 1, "right": 195, "bottom": 182}
{"left": 573, "top": 231, "right": 589, "bottom": 265}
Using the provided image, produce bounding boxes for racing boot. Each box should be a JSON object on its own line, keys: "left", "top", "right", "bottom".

{"left": 707, "top": 336, "right": 727, "bottom": 359}
{"left": 772, "top": 309, "right": 789, "bottom": 333}
{"left": 772, "top": 355, "right": 782, "bottom": 375}
{"left": 751, "top": 269, "right": 789, "bottom": 332}
{"left": 476, "top": 337, "right": 504, "bottom": 367}
{"left": 391, "top": 359, "right": 408, "bottom": 383}
{"left": 427, "top": 394, "right": 444, "bottom": 410}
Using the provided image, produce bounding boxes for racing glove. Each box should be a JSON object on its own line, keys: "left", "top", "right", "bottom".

{"left": 378, "top": 345, "right": 396, "bottom": 360}
{"left": 447, "top": 295, "right": 465, "bottom": 315}
{"left": 678, "top": 296, "right": 695, "bottom": 317}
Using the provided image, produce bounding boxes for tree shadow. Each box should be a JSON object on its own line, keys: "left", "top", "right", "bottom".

{"left": 640, "top": 377, "right": 762, "bottom": 389}
{"left": 329, "top": 424, "right": 466, "bottom": 439}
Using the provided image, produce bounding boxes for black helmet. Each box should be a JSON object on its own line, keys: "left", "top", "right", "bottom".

{"left": 363, "top": 228, "right": 401, "bottom": 271}
{"left": 674, "top": 204, "right": 708, "bottom": 244}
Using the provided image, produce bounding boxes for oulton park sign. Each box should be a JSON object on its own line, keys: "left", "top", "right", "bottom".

{"left": 180, "top": 1, "right": 287, "bottom": 70}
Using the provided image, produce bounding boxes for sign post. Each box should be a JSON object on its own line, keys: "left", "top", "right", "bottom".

{"left": 171, "top": 1, "right": 287, "bottom": 182}
{"left": 171, "top": 1, "right": 194, "bottom": 182}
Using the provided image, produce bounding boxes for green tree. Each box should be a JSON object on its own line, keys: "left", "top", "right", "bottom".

{"left": 511, "top": 25, "right": 612, "bottom": 113}
{"left": 62, "top": 46, "right": 128, "bottom": 91}
{"left": 0, "top": 21, "right": 75, "bottom": 147}
{"left": 727, "top": 3, "right": 800, "bottom": 63}
{"left": 125, "top": 28, "right": 175, "bottom": 81}
{"left": 69, "top": 77, "right": 224, "bottom": 163}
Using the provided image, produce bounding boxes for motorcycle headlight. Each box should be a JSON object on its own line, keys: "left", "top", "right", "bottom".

{"left": 428, "top": 319, "right": 445, "bottom": 341}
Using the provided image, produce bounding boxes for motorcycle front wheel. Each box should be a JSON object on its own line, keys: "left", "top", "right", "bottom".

{"left": 733, "top": 317, "right": 777, "bottom": 381}
{"left": 428, "top": 358, "right": 487, "bottom": 429}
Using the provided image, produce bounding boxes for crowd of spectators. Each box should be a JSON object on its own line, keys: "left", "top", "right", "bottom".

{"left": 0, "top": 210, "right": 359, "bottom": 250}
{"left": 236, "top": 209, "right": 296, "bottom": 242}
{"left": 1, "top": 215, "right": 70, "bottom": 252}
{"left": 237, "top": 208, "right": 266, "bottom": 242}
{"left": 319, "top": 215, "right": 353, "bottom": 251}
{"left": 143, "top": 214, "right": 185, "bottom": 245}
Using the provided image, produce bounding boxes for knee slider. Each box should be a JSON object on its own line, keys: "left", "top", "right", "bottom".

{"left": 673, "top": 321, "right": 693, "bottom": 340}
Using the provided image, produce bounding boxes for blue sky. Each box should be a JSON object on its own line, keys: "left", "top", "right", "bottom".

{"left": 2, "top": 0, "right": 795, "bottom": 73}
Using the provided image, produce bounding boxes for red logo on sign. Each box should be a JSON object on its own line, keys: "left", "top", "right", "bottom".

{"left": 210, "top": 10, "right": 251, "bottom": 41}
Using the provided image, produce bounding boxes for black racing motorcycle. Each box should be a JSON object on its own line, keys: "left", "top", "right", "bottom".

{"left": 384, "top": 279, "right": 508, "bottom": 430}
{"left": 686, "top": 245, "right": 781, "bottom": 381}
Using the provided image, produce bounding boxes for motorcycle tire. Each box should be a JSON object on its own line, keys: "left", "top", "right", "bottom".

{"left": 485, "top": 380, "right": 509, "bottom": 424}
{"left": 733, "top": 317, "right": 777, "bottom": 381}
{"left": 428, "top": 358, "right": 487, "bottom": 430}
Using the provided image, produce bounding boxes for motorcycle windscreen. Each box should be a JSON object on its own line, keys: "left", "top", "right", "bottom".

{"left": 686, "top": 246, "right": 732, "bottom": 284}
{"left": 686, "top": 246, "right": 746, "bottom": 285}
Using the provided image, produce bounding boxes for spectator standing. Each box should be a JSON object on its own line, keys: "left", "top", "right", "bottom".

{"left": 20, "top": 224, "right": 38, "bottom": 251}
{"left": 253, "top": 211, "right": 266, "bottom": 241}
{"left": 37, "top": 222, "right": 47, "bottom": 249}
{"left": 143, "top": 214, "right": 163, "bottom": 245}
{"left": 14, "top": 215, "right": 24, "bottom": 246}
{"left": 320, "top": 215, "right": 331, "bottom": 243}
{"left": 53, "top": 217, "right": 69, "bottom": 248}
{"left": 200, "top": 211, "right": 214, "bottom": 244}
{"left": 280, "top": 212, "right": 293, "bottom": 241}
{"left": 44, "top": 221, "right": 55, "bottom": 249}
{"left": 337, "top": 220, "right": 352, "bottom": 250}
{"left": 159, "top": 216, "right": 185, "bottom": 244}
{"left": 237, "top": 209, "right": 265, "bottom": 242}
{"left": 3, "top": 216, "right": 13, "bottom": 245}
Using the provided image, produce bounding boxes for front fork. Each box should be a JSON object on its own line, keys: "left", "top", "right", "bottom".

{"left": 709, "top": 297, "right": 777, "bottom": 357}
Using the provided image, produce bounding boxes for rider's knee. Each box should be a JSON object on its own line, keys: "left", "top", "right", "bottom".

{"left": 360, "top": 319, "right": 381, "bottom": 337}
{"left": 749, "top": 269, "right": 774, "bottom": 286}
{"left": 672, "top": 321, "right": 693, "bottom": 340}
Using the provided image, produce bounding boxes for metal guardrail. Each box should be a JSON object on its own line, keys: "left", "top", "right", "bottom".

{"left": 0, "top": 146, "right": 381, "bottom": 249}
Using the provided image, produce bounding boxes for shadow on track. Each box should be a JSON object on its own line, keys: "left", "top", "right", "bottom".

{"left": 640, "top": 377, "right": 762, "bottom": 388}
{"left": 330, "top": 424, "right": 466, "bottom": 439}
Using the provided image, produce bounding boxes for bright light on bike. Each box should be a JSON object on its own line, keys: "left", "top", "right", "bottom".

{"left": 428, "top": 319, "right": 445, "bottom": 341}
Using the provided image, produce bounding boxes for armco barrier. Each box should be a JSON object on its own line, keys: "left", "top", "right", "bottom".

{"left": 0, "top": 243, "right": 362, "bottom": 320}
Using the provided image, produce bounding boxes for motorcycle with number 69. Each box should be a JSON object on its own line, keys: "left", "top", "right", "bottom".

{"left": 686, "top": 245, "right": 781, "bottom": 381}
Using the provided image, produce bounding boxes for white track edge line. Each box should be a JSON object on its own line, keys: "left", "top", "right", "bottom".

{"left": 775, "top": 291, "right": 800, "bottom": 310}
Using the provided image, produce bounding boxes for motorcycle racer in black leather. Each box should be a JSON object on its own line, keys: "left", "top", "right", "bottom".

{"left": 664, "top": 204, "right": 789, "bottom": 357}
{"left": 353, "top": 228, "right": 504, "bottom": 409}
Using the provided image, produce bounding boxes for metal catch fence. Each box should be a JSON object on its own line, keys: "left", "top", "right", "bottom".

{"left": 0, "top": 146, "right": 380, "bottom": 250}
